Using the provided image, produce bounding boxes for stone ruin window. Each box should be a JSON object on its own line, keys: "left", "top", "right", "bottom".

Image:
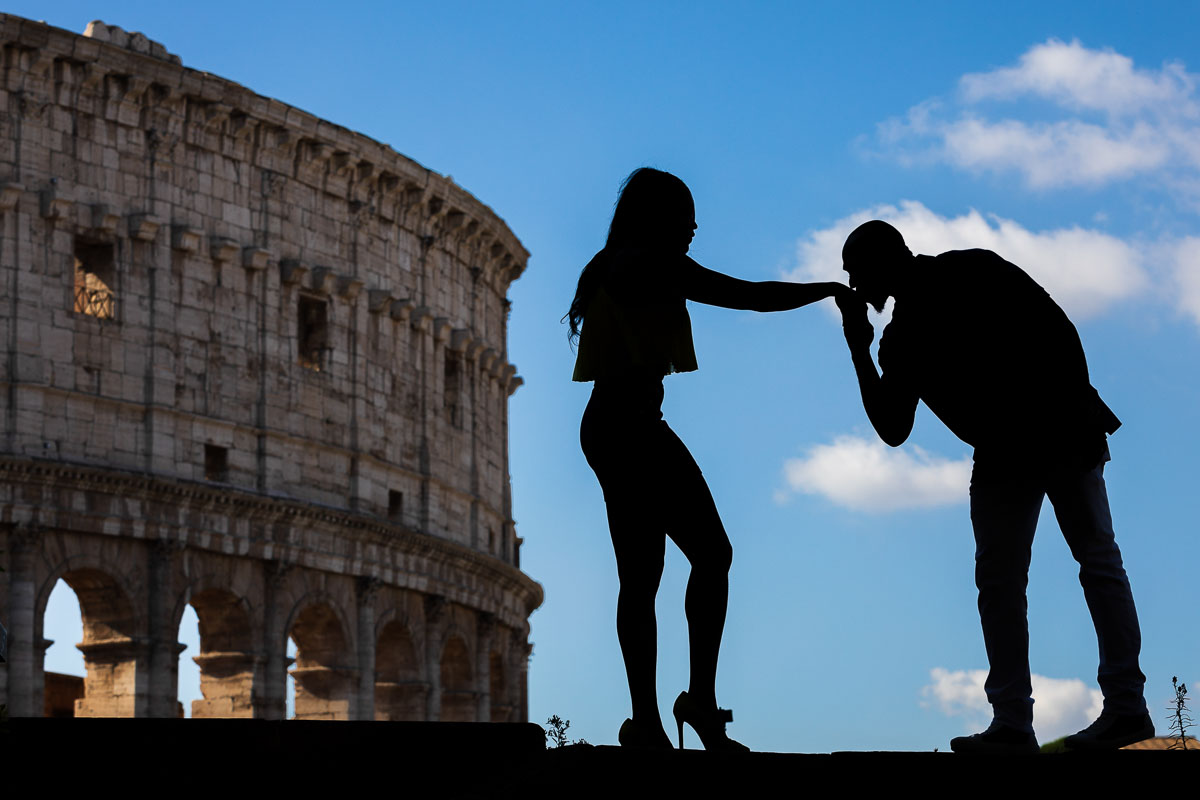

{"left": 388, "top": 490, "right": 404, "bottom": 522}
{"left": 204, "top": 445, "right": 229, "bottom": 482}
{"left": 297, "top": 295, "right": 328, "bottom": 371}
{"left": 443, "top": 352, "right": 461, "bottom": 427}
{"left": 73, "top": 240, "right": 116, "bottom": 320}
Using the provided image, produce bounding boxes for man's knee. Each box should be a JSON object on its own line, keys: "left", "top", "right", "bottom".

{"left": 696, "top": 537, "right": 733, "bottom": 575}
{"left": 616, "top": 554, "right": 664, "bottom": 591}
{"left": 617, "top": 577, "right": 661, "bottom": 613}
{"left": 974, "top": 558, "right": 1028, "bottom": 594}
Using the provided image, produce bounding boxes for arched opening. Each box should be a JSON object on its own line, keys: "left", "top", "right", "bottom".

{"left": 58, "top": 568, "right": 142, "bottom": 717}
{"left": 177, "top": 604, "right": 200, "bottom": 717}
{"left": 489, "top": 650, "right": 510, "bottom": 722}
{"left": 439, "top": 635, "right": 475, "bottom": 722}
{"left": 188, "top": 589, "right": 256, "bottom": 718}
{"left": 374, "top": 620, "right": 426, "bottom": 720}
{"left": 288, "top": 603, "right": 353, "bottom": 720}
{"left": 41, "top": 579, "right": 86, "bottom": 717}
{"left": 286, "top": 636, "right": 297, "bottom": 719}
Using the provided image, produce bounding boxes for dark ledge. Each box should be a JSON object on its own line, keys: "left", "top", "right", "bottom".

{"left": 4, "top": 719, "right": 1195, "bottom": 795}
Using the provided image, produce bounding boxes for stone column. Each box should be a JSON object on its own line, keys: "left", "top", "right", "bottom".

{"left": 259, "top": 561, "right": 291, "bottom": 719}
{"left": 475, "top": 612, "right": 494, "bottom": 722}
{"left": 509, "top": 628, "right": 532, "bottom": 723}
{"left": 32, "top": 636, "right": 52, "bottom": 716}
{"left": 423, "top": 594, "right": 446, "bottom": 721}
{"left": 354, "top": 577, "right": 379, "bottom": 721}
{"left": 5, "top": 523, "right": 38, "bottom": 716}
{"left": 146, "top": 540, "right": 185, "bottom": 717}
{"left": 75, "top": 637, "right": 152, "bottom": 717}
{"left": 0, "top": 185, "right": 23, "bottom": 709}
{"left": 192, "top": 651, "right": 261, "bottom": 718}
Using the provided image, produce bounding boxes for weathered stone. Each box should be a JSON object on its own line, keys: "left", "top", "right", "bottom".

{"left": 0, "top": 182, "right": 25, "bottom": 212}
{"left": 336, "top": 275, "right": 364, "bottom": 301}
{"left": 90, "top": 204, "right": 121, "bottom": 235}
{"left": 367, "top": 289, "right": 396, "bottom": 314}
{"left": 170, "top": 224, "right": 202, "bottom": 253}
{"left": 389, "top": 299, "right": 414, "bottom": 322}
{"left": 450, "top": 329, "right": 473, "bottom": 354}
{"left": 39, "top": 184, "right": 72, "bottom": 219}
{"left": 433, "top": 317, "right": 453, "bottom": 344}
{"left": 309, "top": 266, "right": 337, "bottom": 295}
{"left": 0, "top": 12, "right": 539, "bottom": 722}
{"left": 127, "top": 212, "right": 161, "bottom": 241}
{"left": 410, "top": 306, "right": 433, "bottom": 332}
{"left": 279, "top": 259, "right": 308, "bottom": 286}
{"left": 209, "top": 236, "right": 239, "bottom": 263}
{"left": 241, "top": 246, "right": 271, "bottom": 271}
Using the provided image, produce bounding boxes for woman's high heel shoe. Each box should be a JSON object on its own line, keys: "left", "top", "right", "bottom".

{"left": 672, "top": 691, "right": 749, "bottom": 752}
{"left": 618, "top": 717, "right": 674, "bottom": 749}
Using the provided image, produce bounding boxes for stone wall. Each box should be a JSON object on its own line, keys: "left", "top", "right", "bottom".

{"left": 0, "top": 15, "right": 540, "bottom": 720}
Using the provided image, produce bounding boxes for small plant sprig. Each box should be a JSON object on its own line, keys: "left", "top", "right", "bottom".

{"left": 546, "top": 715, "right": 570, "bottom": 748}
{"left": 545, "top": 715, "right": 589, "bottom": 748}
{"left": 1167, "top": 676, "right": 1193, "bottom": 750}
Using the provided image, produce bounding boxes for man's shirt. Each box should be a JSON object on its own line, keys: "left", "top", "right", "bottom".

{"left": 877, "top": 249, "right": 1120, "bottom": 468}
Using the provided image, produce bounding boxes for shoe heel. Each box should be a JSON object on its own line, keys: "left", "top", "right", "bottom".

{"left": 672, "top": 691, "right": 688, "bottom": 749}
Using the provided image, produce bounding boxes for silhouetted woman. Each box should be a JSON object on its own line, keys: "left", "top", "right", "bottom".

{"left": 569, "top": 168, "right": 850, "bottom": 750}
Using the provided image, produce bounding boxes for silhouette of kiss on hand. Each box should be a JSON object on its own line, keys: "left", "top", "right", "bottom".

{"left": 567, "top": 168, "right": 851, "bottom": 750}
{"left": 568, "top": 176, "right": 1151, "bottom": 755}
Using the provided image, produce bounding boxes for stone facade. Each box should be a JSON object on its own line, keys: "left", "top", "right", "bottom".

{"left": 0, "top": 16, "right": 541, "bottom": 720}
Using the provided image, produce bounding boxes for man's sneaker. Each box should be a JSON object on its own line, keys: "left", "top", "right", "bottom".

{"left": 1063, "top": 712, "right": 1154, "bottom": 750}
{"left": 950, "top": 722, "right": 1039, "bottom": 755}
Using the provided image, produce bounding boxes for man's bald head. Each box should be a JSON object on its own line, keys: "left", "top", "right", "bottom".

{"left": 841, "top": 220, "right": 913, "bottom": 312}
{"left": 842, "top": 220, "right": 909, "bottom": 269}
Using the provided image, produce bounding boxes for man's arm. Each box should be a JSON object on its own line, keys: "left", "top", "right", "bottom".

{"left": 682, "top": 258, "right": 849, "bottom": 311}
{"left": 836, "top": 293, "right": 918, "bottom": 447}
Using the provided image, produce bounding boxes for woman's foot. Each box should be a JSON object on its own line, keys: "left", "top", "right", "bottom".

{"left": 618, "top": 717, "right": 674, "bottom": 749}
{"left": 672, "top": 691, "right": 749, "bottom": 752}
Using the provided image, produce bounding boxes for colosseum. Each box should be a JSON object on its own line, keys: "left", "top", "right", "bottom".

{"left": 0, "top": 15, "right": 542, "bottom": 721}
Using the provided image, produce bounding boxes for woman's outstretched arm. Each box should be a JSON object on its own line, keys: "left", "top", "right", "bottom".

{"left": 680, "top": 258, "right": 850, "bottom": 311}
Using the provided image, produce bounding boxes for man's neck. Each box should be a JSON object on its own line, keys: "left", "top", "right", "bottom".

{"left": 889, "top": 254, "right": 921, "bottom": 304}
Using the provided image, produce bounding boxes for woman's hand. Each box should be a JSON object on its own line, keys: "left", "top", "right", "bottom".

{"left": 827, "top": 282, "right": 856, "bottom": 304}
{"left": 835, "top": 287, "right": 874, "bottom": 350}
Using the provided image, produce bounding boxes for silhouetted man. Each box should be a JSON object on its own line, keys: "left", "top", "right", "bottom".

{"left": 836, "top": 220, "right": 1151, "bottom": 754}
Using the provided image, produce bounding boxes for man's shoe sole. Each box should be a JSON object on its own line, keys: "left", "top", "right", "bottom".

{"left": 1063, "top": 726, "right": 1155, "bottom": 751}
{"left": 951, "top": 739, "right": 1040, "bottom": 755}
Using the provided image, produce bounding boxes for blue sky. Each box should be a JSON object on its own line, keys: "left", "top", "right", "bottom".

{"left": 27, "top": 2, "right": 1199, "bottom": 750}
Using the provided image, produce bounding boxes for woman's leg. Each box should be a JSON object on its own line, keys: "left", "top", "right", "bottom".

{"left": 582, "top": 391, "right": 670, "bottom": 732}
{"left": 605, "top": 493, "right": 668, "bottom": 727}
{"left": 661, "top": 427, "right": 733, "bottom": 710}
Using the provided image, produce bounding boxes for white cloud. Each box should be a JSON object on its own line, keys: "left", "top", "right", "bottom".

{"left": 922, "top": 667, "right": 1104, "bottom": 743}
{"left": 941, "top": 117, "right": 1170, "bottom": 188}
{"left": 923, "top": 668, "right": 991, "bottom": 722}
{"left": 780, "top": 435, "right": 970, "bottom": 513}
{"left": 875, "top": 39, "right": 1200, "bottom": 190}
{"left": 1171, "top": 237, "right": 1200, "bottom": 326}
{"left": 788, "top": 200, "right": 1146, "bottom": 319}
{"left": 959, "top": 39, "right": 1197, "bottom": 117}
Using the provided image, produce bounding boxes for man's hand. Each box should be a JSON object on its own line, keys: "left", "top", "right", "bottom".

{"left": 835, "top": 287, "right": 874, "bottom": 349}
{"left": 834, "top": 286, "right": 916, "bottom": 446}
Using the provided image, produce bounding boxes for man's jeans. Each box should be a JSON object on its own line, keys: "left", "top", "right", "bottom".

{"left": 969, "top": 449, "right": 1146, "bottom": 733}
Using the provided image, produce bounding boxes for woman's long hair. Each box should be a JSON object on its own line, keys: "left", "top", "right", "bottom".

{"left": 566, "top": 168, "right": 693, "bottom": 345}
